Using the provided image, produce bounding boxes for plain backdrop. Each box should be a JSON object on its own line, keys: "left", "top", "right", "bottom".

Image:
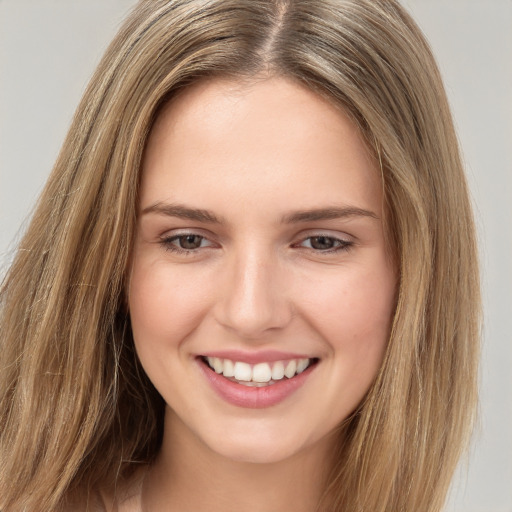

{"left": 1, "top": 1, "right": 511, "bottom": 511}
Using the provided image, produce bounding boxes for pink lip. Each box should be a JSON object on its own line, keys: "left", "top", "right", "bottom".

{"left": 199, "top": 350, "right": 312, "bottom": 364}
{"left": 196, "top": 357, "right": 317, "bottom": 409}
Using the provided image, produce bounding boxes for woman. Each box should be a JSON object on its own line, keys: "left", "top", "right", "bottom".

{"left": 0, "top": 0, "right": 480, "bottom": 511}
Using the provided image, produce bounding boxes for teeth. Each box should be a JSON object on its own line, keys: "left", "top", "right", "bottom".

{"left": 252, "top": 362, "right": 272, "bottom": 383}
{"left": 284, "top": 360, "right": 297, "bottom": 378}
{"left": 205, "top": 356, "right": 314, "bottom": 384}
{"left": 212, "top": 357, "right": 223, "bottom": 374}
{"left": 271, "top": 361, "right": 285, "bottom": 380}
{"left": 223, "top": 359, "right": 235, "bottom": 377}
{"left": 233, "top": 361, "right": 252, "bottom": 381}
{"left": 296, "top": 358, "right": 309, "bottom": 374}
{"left": 241, "top": 380, "right": 273, "bottom": 387}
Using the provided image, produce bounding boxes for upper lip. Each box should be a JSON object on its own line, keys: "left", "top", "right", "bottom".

{"left": 198, "top": 350, "right": 316, "bottom": 364}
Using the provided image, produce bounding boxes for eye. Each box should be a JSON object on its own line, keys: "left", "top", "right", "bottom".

{"left": 160, "top": 233, "right": 214, "bottom": 253}
{"left": 174, "top": 234, "right": 205, "bottom": 250}
{"left": 297, "top": 235, "right": 352, "bottom": 253}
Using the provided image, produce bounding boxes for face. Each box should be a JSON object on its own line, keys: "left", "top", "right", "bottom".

{"left": 129, "top": 76, "right": 396, "bottom": 464}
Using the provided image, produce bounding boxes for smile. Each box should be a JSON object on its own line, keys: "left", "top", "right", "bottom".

{"left": 203, "top": 356, "right": 314, "bottom": 386}
{"left": 197, "top": 353, "right": 319, "bottom": 408}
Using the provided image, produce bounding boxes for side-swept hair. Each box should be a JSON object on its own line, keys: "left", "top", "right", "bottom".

{"left": 0, "top": 1, "right": 480, "bottom": 510}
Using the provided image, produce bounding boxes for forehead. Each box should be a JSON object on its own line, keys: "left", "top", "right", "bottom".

{"left": 140, "top": 76, "right": 381, "bottom": 218}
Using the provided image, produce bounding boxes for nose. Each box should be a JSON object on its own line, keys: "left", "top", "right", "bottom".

{"left": 214, "top": 246, "right": 293, "bottom": 340}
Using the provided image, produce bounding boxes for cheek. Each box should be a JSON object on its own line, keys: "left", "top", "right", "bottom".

{"left": 298, "top": 260, "right": 396, "bottom": 372}
{"left": 128, "top": 258, "right": 210, "bottom": 349}
{"left": 127, "top": 258, "right": 216, "bottom": 408}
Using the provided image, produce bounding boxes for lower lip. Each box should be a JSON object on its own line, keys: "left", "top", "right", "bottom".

{"left": 197, "top": 358, "right": 316, "bottom": 409}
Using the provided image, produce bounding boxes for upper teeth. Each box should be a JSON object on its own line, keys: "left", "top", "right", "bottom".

{"left": 206, "top": 357, "right": 311, "bottom": 384}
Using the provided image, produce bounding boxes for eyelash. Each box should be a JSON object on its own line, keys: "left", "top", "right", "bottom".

{"left": 160, "top": 234, "right": 214, "bottom": 255}
{"left": 159, "top": 233, "right": 353, "bottom": 255}
{"left": 293, "top": 235, "right": 353, "bottom": 253}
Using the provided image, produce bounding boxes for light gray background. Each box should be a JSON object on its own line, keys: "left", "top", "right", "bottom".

{"left": 1, "top": 1, "right": 511, "bottom": 511}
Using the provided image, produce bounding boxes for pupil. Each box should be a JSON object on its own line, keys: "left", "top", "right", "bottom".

{"left": 311, "top": 236, "right": 334, "bottom": 250}
{"left": 180, "top": 235, "right": 202, "bottom": 249}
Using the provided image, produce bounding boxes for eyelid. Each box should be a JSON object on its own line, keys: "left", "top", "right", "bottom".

{"left": 159, "top": 226, "right": 216, "bottom": 237}
{"left": 158, "top": 226, "right": 221, "bottom": 243}
{"left": 292, "top": 231, "right": 355, "bottom": 253}
{"left": 156, "top": 228, "right": 354, "bottom": 255}
{"left": 295, "top": 228, "right": 354, "bottom": 243}
{"left": 159, "top": 229, "right": 219, "bottom": 254}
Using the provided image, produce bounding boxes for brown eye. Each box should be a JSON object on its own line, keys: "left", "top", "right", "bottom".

{"left": 309, "top": 236, "right": 336, "bottom": 250}
{"left": 297, "top": 235, "right": 352, "bottom": 253}
{"left": 176, "top": 234, "right": 204, "bottom": 249}
{"left": 161, "top": 233, "right": 212, "bottom": 253}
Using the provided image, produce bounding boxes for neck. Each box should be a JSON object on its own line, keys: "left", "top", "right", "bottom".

{"left": 142, "top": 408, "right": 336, "bottom": 512}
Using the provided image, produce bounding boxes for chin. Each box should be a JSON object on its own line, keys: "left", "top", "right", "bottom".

{"left": 210, "top": 439, "right": 301, "bottom": 465}
{"left": 198, "top": 421, "right": 318, "bottom": 466}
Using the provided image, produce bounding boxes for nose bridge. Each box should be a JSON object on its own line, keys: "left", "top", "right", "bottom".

{"left": 217, "top": 242, "right": 291, "bottom": 338}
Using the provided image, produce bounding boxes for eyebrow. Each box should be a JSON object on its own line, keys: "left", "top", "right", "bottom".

{"left": 281, "top": 206, "right": 379, "bottom": 223}
{"left": 141, "top": 202, "right": 379, "bottom": 224}
{"left": 141, "top": 202, "right": 223, "bottom": 223}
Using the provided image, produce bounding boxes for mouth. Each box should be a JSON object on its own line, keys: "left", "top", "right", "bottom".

{"left": 199, "top": 355, "right": 320, "bottom": 387}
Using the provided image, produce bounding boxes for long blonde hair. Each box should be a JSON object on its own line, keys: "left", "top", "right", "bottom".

{"left": 0, "top": 1, "right": 480, "bottom": 510}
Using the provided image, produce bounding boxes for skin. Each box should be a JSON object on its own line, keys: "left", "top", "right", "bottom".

{"left": 126, "top": 76, "right": 396, "bottom": 511}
